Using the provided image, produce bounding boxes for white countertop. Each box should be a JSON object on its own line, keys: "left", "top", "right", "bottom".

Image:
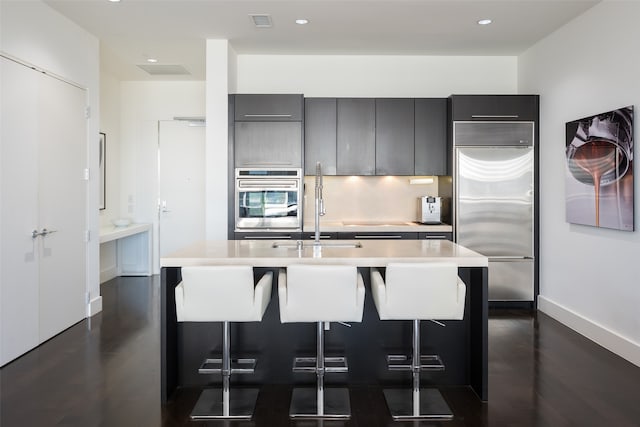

{"left": 161, "top": 239, "right": 487, "bottom": 268}
{"left": 302, "top": 221, "right": 452, "bottom": 233}
{"left": 99, "top": 223, "right": 152, "bottom": 243}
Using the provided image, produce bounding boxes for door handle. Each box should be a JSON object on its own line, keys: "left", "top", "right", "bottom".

{"left": 32, "top": 228, "right": 58, "bottom": 238}
{"left": 160, "top": 200, "right": 171, "bottom": 213}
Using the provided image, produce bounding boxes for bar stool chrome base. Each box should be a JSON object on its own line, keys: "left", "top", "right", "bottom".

{"left": 381, "top": 319, "right": 453, "bottom": 420}
{"left": 192, "top": 321, "right": 259, "bottom": 420}
{"left": 290, "top": 388, "right": 351, "bottom": 419}
{"left": 190, "top": 388, "right": 259, "bottom": 420}
{"left": 383, "top": 388, "right": 453, "bottom": 420}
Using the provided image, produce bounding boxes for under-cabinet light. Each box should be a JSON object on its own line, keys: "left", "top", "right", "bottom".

{"left": 409, "top": 178, "right": 434, "bottom": 185}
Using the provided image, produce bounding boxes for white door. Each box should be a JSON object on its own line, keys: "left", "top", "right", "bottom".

{"left": 0, "top": 57, "right": 87, "bottom": 365}
{"left": 1, "top": 57, "right": 40, "bottom": 365}
{"left": 36, "top": 67, "right": 87, "bottom": 342}
{"left": 158, "top": 120, "right": 205, "bottom": 256}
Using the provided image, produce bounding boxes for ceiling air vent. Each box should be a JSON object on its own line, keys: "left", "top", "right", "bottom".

{"left": 137, "top": 64, "right": 190, "bottom": 76}
{"left": 249, "top": 14, "right": 272, "bottom": 28}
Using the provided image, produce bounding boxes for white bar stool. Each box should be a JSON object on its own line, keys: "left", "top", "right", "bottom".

{"left": 278, "top": 265, "right": 365, "bottom": 419}
{"left": 371, "top": 262, "right": 466, "bottom": 420}
{"left": 175, "top": 266, "right": 272, "bottom": 420}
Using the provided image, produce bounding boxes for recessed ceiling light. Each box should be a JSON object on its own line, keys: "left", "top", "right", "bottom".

{"left": 108, "top": 0, "right": 121, "bottom": 3}
{"left": 478, "top": 19, "right": 492, "bottom": 25}
{"left": 295, "top": 19, "right": 309, "bottom": 25}
{"left": 147, "top": 58, "right": 158, "bottom": 63}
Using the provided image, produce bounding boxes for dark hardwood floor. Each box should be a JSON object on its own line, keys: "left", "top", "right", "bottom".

{"left": 1, "top": 276, "right": 639, "bottom": 427}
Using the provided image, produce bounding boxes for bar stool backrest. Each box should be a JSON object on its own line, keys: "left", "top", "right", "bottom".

{"left": 384, "top": 262, "right": 465, "bottom": 320}
{"left": 280, "top": 264, "right": 364, "bottom": 323}
{"left": 177, "top": 266, "right": 259, "bottom": 322}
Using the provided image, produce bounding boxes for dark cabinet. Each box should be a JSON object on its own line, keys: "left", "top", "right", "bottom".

{"left": 450, "top": 95, "right": 539, "bottom": 121}
{"left": 304, "top": 98, "right": 337, "bottom": 175}
{"left": 418, "top": 232, "right": 452, "bottom": 241}
{"left": 415, "top": 98, "right": 448, "bottom": 175}
{"left": 300, "top": 232, "right": 338, "bottom": 240}
{"left": 337, "top": 232, "right": 418, "bottom": 240}
{"left": 235, "top": 94, "right": 303, "bottom": 121}
{"left": 375, "top": 99, "right": 415, "bottom": 175}
{"left": 337, "top": 98, "right": 376, "bottom": 175}
{"left": 234, "top": 232, "right": 301, "bottom": 240}
{"left": 304, "top": 97, "right": 448, "bottom": 176}
{"left": 234, "top": 121, "right": 302, "bottom": 167}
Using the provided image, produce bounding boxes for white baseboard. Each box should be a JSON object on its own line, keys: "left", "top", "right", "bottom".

{"left": 87, "top": 296, "right": 103, "bottom": 317}
{"left": 100, "top": 266, "right": 117, "bottom": 284}
{"left": 538, "top": 295, "right": 640, "bottom": 367}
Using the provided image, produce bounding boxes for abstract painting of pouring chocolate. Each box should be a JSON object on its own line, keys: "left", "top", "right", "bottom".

{"left": 566, "top": 106, "right": 634, "bottom": 231}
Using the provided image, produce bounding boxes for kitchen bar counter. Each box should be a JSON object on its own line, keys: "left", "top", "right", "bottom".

{"left": 160, "top": 239, "right": 488, "bottom": 404}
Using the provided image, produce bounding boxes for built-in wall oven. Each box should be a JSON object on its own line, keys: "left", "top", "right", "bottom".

{"left": 235, "top": 168, "right": 302, "bottom": 230}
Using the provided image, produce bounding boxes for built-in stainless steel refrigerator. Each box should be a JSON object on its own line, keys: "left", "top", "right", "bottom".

{"left": 454, "top": 121, "right": 535, "bottom": 302}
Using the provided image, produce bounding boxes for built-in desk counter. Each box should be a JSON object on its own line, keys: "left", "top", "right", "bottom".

{"left": 99, "top": 223, "right": 152, "bottom": 281}
{"left": 160, "top": 239, "right": 488, "bottom": 404}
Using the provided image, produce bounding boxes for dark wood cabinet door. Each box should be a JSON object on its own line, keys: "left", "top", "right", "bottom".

{"left": 450, "top": 95, "right": 539, "bottom": 121}
{"left": 234, "top": 232, "right": 302, "bottom": 240}
{"left": 304, "top": 98, "right": 337, "bottom": 175}
{"left": 418, "top": 232, "right": 452, "bottom": 241}
{"left": 415, "top": 98, "right": 448, "bottom": 175}
{"left": 337, "top": 98, "right": 375, "bottom": 175}
{"left": 234, "top": 122, "right": 302, "bottom": 167}
{"left": 375, "top": 98, "right": 415, "bottom": 175}
{"left": 337, "top": 232, "right": 418, "bottom": 240}
{"left": 234, "top": 94, "right": 303, "bottom": 121}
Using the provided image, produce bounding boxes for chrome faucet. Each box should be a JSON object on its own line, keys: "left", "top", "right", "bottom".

{"left": 314, "top": 162, "right": 326, "bottom": 245}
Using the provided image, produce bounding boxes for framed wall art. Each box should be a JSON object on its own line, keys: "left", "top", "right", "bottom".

{"left": 565, "top": 106, "right": 634, "bottom": 230}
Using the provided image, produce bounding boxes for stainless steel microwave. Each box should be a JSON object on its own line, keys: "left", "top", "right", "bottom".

{"left": 235, "top": 168, "right": 302, "bottom": 230}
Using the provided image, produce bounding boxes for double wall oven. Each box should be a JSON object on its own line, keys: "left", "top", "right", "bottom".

{"left": 235, "top": 168, "right": 302, "bottom": 231}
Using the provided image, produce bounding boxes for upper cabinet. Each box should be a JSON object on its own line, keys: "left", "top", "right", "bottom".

{"left": 415, "top": 98, "right": 448, "bottom": 175}
{"left": 235, "top": 94, "right": 303, "bottom": 121}
{"left": 234, "top": 121, "right": 302, "bottom": 168}
{"left": 450, "top": 95, "right": 539, "bottom": 121}
{"left": 304, "top": 98, "right": 337, "bottom": 175}
{"left": 375, "top": 98, "right": 415, "bottom": 175}
{"left": 337, "top": 98, "right": 376, "bottom": 175}
{"left": 304, "top": 97, "right": 448, "bottom": 176}
{"left": 232, "top": 94, "right": 303, "bottom": 168}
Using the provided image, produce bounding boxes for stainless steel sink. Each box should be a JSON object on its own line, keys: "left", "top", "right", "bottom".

{"left": 272, "top": 241, "right": 362, "bottom": 249}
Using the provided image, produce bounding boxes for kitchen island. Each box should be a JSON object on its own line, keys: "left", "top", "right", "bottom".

{"left": 161, "top": 239, "right": 488, "bottom": 403}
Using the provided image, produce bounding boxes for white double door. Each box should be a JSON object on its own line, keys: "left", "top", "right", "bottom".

{"left": 1, "top": 57, "right": 87, "bottom": 366}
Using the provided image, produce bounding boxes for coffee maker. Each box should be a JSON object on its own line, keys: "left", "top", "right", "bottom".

{"left": 419, "top": 196, "right": 442, "bottom": 224}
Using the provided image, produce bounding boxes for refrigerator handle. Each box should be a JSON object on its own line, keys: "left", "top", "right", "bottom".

{"left": 488, "top": 256, "right": 534, "bottom": 261}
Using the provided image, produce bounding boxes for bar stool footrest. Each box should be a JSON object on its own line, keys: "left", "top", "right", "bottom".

{"left": 293, "top": 356, "right": 348, "bottom": 373}
{"left": 198, "top": 358, "right": 257, "bottom": 375}
{"left": 386, "top": 354, "right": 445, "bottom": 371}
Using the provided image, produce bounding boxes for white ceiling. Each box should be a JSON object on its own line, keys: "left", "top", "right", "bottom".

{"left": 43, "top": 0, "right": 600, "bottom": 81}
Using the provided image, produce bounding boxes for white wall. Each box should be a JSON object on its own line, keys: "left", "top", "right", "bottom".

{"left": 519, "top": 1, "right": 640, "bottom": 366}
{"left": 205, "top": 40, "right": 232, "bottom": 240}
{"left": 1, "top": 0, "right": 101, "bottom": 316}
{"left": 119, "top": 81, "right": 205, "bottom": 273}
{"left": 236, "top": 55, "right": 518, "bottom": 96}
{"left": 99, "top": 70, "right": 122, "bottom": 227}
